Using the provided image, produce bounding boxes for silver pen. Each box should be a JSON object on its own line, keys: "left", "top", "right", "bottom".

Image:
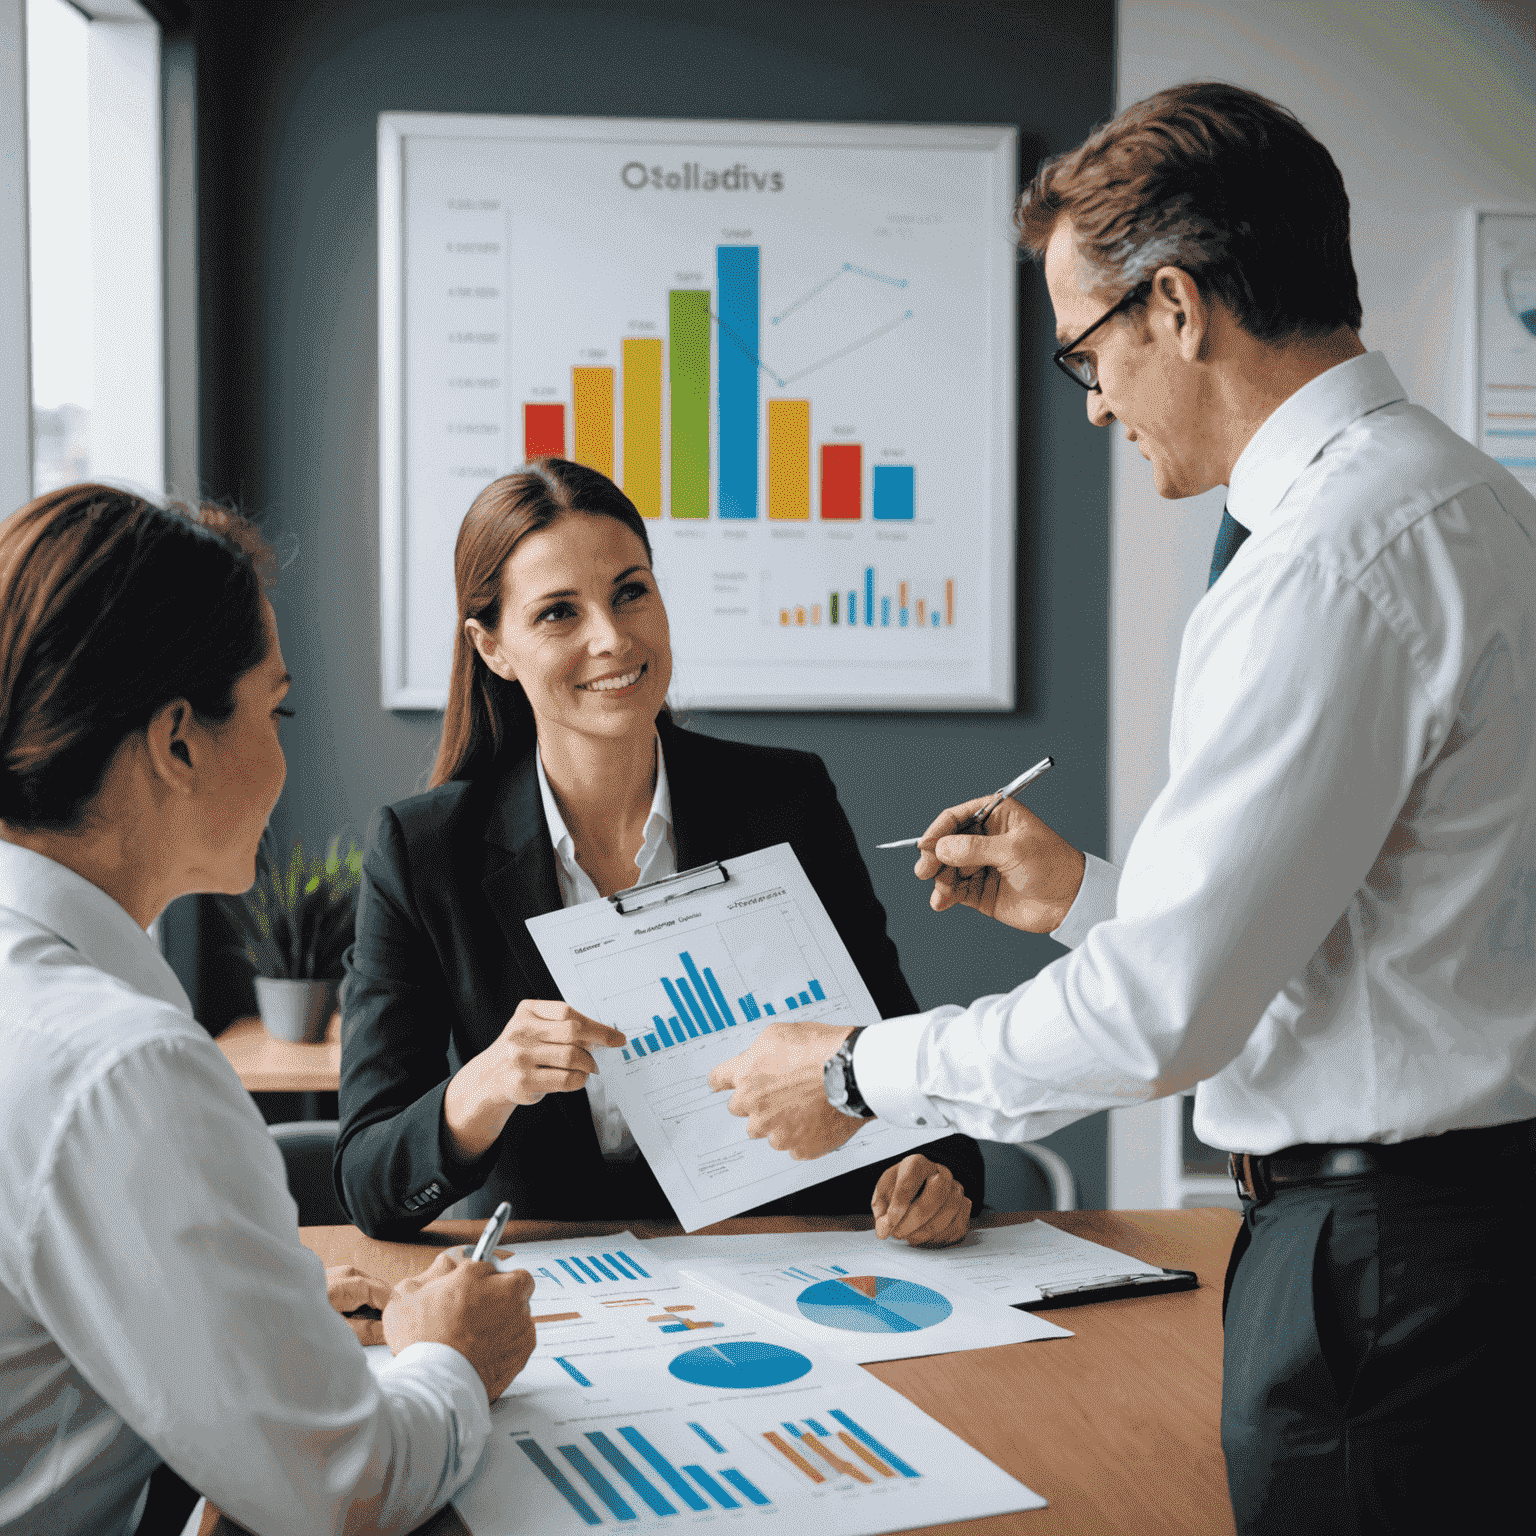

{"left": 876, "top": 756, "right": 1055, "bottom": 848}
{"left": 467, "top": 1200, "right": 513, "bottom": 1263}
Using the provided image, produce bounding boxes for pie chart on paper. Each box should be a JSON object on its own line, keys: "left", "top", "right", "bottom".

{"left": 667, "top": 1340, "right": 814, "bottom": 1389}
{"left": 795, "top": 1275, "right": 954, "bottom": 1333}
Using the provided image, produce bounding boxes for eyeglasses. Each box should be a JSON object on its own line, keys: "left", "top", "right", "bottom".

{"left": 1052, "top": 280, "right": 1153, "bottom": 392}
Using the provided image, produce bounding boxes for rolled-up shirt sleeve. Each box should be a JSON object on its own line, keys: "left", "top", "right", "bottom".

{"left": 854, "top": 552, "right": 1439, "bottom": 1147}
{"left": 19, "top": 1025, "right": 492, "bottom": 1536}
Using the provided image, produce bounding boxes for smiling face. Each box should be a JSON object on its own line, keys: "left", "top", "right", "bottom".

{"left": 1044, "top": 217, "right": 1222, "bottom": 500}
{"left": 467, "top": 511, "right": 672, "bottom": 752}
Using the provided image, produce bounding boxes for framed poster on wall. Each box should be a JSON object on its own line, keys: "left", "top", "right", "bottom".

{"left": 378, "top": 113, "right": 1018, "bottom": 711}
{"left": 1465, "top": 207, "right": 1536, "bottom": 500}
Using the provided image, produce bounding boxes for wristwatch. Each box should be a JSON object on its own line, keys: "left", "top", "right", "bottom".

{"left": 823, "top": 1027, "right": 874, "bottom": 1119}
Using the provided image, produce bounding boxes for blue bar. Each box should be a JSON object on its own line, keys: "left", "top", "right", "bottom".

{"left": 629, "top": 1038, "right": 645, "bottom": 1056}
{"left": 763, "top": 1002, "right": 776, "bottom": 1015}
{"left": 674, "top": 977, "right": 712, "bottom": 1035}
{"left": 784, "top": 996, "right": 798, "bottom": 1010}
{"left": 660, "top": 975, "right": 689, "bottom": 1024}
{"left": 899, "top": 607, "right": 909, "bottom": 626}
{"left": 680, "top": 953, "right": 726, "bottom": 1031}
{"left": 588, "top": 1255, "right": 622, "bottom": 1281}
{"left": 702, "top": 968, "right": 737, "bottom": 1026}
{"left": 864, "top": 566, "right": 874, "bottom": 626}
{"left": 932, "top": 611, "right": 939, "bottom": 626}
{"left": 829, "top": 1409, "right": 920, "bottom": 1478}
{"left": 560, "top": 1444, "right": 638, "bottom": 1522}
{"left": 717, "top": 246, "right": 760, "bottom": 519}
{"left": 806, "top": 1418, "right": 828, "bottom": 1436}
{"left": 617, "top": 1250, "right": 650, "bottom": 1278}
{"left": 554, "top": 1355, "right": 592, "bottom": 1386}
{"left": 809, "top": 979, "right": 825, "bottom": 1001}
{"left": 684, "top": 1465, "right": 741, "bottom": 1509}
{"left": 738, "top": 994, "right": 758, "bottom": 1021}
{"left": 586, "top": 1432, "right": 677, "bottom": 1518}
{"left": 571, "top": 1256, "right": 605, "bottom": 1284}
{"left": 653, "top": 1015, "right": 673, "bottom": 1046}
{"left": 873, "top": 464, "right": 915, "bottom": 520}
{"left": 722, "top": 1469, "right": 771, "bottom": 1506}
{"left": 619, "top": 1427, "right": 709, "bottom": 1510}
{"left": 558, "top": 1259, "right": 587, "bottom": 1285}
{"left": 798, "top": 991, "right": 811, "bottom": 1006}
{"left": 675, "top": 1012, "right": 697, "bottom": 1039}
{"left": 848, "top": 591, "right": 857, "bottom": 625}
{"left": 644, "top": 1033, "right": 661, "bottom": 1053}
{"left": 621, "top": 1047, "right": 631, "bottom": 1061}
{"left": 830, "top": 1265, "right": 848, "bottom": 1275}
{"left": 881, "top": 596, "right": 891, "bottom": 626}
{"left": 603, "top": 1252, "right": 637, "bottom": 1279}
{"left": 688, "top": 1421, "right": 726, "bottom": 1454}
{"left": 518, "top": 1440, "right": 602, "bottom": 1526}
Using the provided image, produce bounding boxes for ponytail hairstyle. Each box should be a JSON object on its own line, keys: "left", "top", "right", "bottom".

{"left": 429, "top": 458, "right": 668, "bottom": 788}
{"left": 0, "top": 484, "right": 273, "bottom": 830}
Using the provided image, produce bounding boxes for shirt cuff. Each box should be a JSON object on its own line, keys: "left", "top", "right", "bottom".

{"left": 852, "top": 1015, "right": 949, "bottom": 1130}
{"left": 381, "top": 1340, "right": 494, "bottom": 1461}
{"left": 1050, "top": 851, "right": 1121, "bottom": 948}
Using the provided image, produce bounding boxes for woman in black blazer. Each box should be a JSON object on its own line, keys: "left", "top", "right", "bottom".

{"left": 335, "top": 460, "right": 982, "bottom": 1240}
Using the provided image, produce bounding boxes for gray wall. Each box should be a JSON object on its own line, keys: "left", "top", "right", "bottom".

{"left": 191, "top": 0, "right": 1116, "bottom": 1205}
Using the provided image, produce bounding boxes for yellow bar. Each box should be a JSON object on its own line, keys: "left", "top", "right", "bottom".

{"left": 572, "top": 367, "right": 615, "bottom": 478}
{"left": 621, "top": 339, "right": 663, "bottom": 518}
{"left": 795, "top": 606, "right": 806, "bottom": 625}
{"left": 767, "top": 399, "right": 811, "bottom": 520}
{"left": 780, "top": 609, "right": 790, "bottom": 626}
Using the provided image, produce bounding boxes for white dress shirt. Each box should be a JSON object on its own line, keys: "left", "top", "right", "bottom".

{"left": 857, "top": 352, "right": 1536, "bottom": 1155}
{"left": 535, "top": 739, "right": 674, "bottom": 1159}
{"left": 0, "top": 842, "right": 491, "bottom": 1536}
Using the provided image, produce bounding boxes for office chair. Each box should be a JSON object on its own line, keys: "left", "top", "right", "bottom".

{"left": 268, "top": 1120, "right": 350, "bottom": 1227}
{"left": 979, "top": 1140, "right": 1078, "bottom": 1212}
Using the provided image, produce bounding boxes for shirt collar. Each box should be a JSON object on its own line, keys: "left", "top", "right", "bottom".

{"left": 535, "top": 736, "right": 673, "bottom": 869}
{"left": 1226, "top": 351, "right": 1407, "bottom": 536}
{"left": 0, "top": 840, "right": 193, "bottom": 1015}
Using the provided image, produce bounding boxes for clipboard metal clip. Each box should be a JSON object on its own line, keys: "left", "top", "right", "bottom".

{"left": 609, "top": 860, "right": 729, "bottom": 916}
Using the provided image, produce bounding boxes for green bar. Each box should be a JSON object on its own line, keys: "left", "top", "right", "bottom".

{"left": 669, "top": 290, "right": 710, "bottom": 518}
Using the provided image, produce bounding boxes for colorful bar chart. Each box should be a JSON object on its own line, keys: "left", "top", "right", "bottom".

{"left": 572, "top": 366, "right": 615, "bottom": 477}
{"left": 525, "top": 401, "right": 566, "bottom": 458}
{"left": 717, "top": 246, "right": 759, "bottom": 519}
{"left": 736, "top": 976, "right": 823, "bottom": 1020}
{"left": 763, "top": 1409, "right": 921, "bottom": 1487}
{"left": 669, "top": 290, "right": 710, "bottom": 518}
{"left": 546, "top": 1249, "right": 652, "bottom": 1285}
{"left": 621, "top": 948, "right": 808, "bottom": 1059}
{"left": 621, "top": 338, "right": 663, "bottom": 518}
{"left": 775, "top": 567, "right": 954, "bottom": 629}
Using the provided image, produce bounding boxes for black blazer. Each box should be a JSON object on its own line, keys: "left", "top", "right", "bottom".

{"left": 334, "top": 720, "right": 982, "bottom": 1236}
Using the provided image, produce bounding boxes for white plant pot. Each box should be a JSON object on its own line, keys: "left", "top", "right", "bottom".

{"left": 255, "top": 976, "right": 339, "bottom": 1045}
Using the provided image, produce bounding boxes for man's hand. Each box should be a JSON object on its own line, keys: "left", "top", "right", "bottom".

{"left": 709, "top": 1020, "right": 864, "bottom": 1160}
{"left": 871, "top": 1154, "right": 971, "bottom": 1248}
{"left": 384, "top": 1249, "right": 537, "bottom": 1403}
{"left": 915, "top": 794, "right": 1086, "bottom": 933}
{"left": 325, "top": 1264, "right": 392, "bottom": 1345}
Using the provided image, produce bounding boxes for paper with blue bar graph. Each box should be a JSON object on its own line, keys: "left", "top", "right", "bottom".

{"left": 525, "top": 844, "right": 940, "bottom": 1231}
{"left": 426, "top": 1237, "right": 1045, "bottom": 1535}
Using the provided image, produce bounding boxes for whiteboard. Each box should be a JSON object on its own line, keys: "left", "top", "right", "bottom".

{"left": 378, "top": 113, "right": 1018, "bottom": 710}
{"left": 1466, "top": 208, "right": 1536, "bottom": 502}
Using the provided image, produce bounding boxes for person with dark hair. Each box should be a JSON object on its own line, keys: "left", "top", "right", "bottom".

{"left": 0, "top": 485, "right": 538, "bottom": 1536}
{"left": 334, "top": 457, "right": 981, "bottom": 1241}
{"left": 708, "top": 82, "right": 1536, "bottom": 1533}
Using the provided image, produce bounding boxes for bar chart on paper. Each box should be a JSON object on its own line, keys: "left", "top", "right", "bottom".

{"left": 385, "top": 116, "right": 1016, "bottom": 709}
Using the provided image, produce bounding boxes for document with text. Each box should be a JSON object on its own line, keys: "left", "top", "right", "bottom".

{"left": 526, "top": 843, "right": 938, "bottom": 1230}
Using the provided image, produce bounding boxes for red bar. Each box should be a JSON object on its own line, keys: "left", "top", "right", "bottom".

{"left": 524, "top": 402, "right": 565, "bottom": 460}
{"left": 819, "top": 443, "right": 862, "bottom": 520}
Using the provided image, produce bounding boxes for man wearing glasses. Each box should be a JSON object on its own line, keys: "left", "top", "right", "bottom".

{"left": 712, "top": 81, "right": 1536, "bottom": 1532}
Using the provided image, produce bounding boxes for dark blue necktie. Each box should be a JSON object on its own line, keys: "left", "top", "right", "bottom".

{"left": 1208, "top": 507, "right": 1251, "bottom": 588}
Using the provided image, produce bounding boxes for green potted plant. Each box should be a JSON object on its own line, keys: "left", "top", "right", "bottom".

{"left": 219, "top": 831, "right": 363, "bottom": 1044}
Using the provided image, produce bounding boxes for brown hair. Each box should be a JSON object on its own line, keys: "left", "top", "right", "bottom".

{"left": 429, "top": 458, "right": 666, "bottom": 788}
{"left": 0, "top": 484, "right": 274, "bottom": 830}
{"left": 1016, "top": 81, "right": 1362, "bottom": 342}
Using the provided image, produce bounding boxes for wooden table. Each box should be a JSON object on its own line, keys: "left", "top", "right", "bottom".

{"left": 214, "top": 1014, "right": 341, "bottom": 1116}
{"left": 202, "top": 1208, "right": 1239, "bottom": 1536}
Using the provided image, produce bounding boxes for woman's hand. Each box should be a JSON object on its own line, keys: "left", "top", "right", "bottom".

{"left": 871, "top": 1153, "right": 971, "bottom": 1248}
{"left": 325, "top": 1264, "right": 393, "bottom": 1345}
{"left": 443, "top": 1000, "right": 627, "bottom": 1161}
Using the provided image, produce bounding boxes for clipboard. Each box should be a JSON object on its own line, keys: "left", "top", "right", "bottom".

{"left": 1015, "top": 1266, "right": 1199, "bottom": 1311}
{"left": 608, "top": 860, "right": 729, "bottom": 915}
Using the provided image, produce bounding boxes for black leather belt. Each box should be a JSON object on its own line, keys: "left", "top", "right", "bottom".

{"left": 1228, "top": 1117, "right": 1536, "bottom": 1202}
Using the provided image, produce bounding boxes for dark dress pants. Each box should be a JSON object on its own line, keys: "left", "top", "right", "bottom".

{"left": 1220, "top": 1167, "right": 1535, "bottom": 1534}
